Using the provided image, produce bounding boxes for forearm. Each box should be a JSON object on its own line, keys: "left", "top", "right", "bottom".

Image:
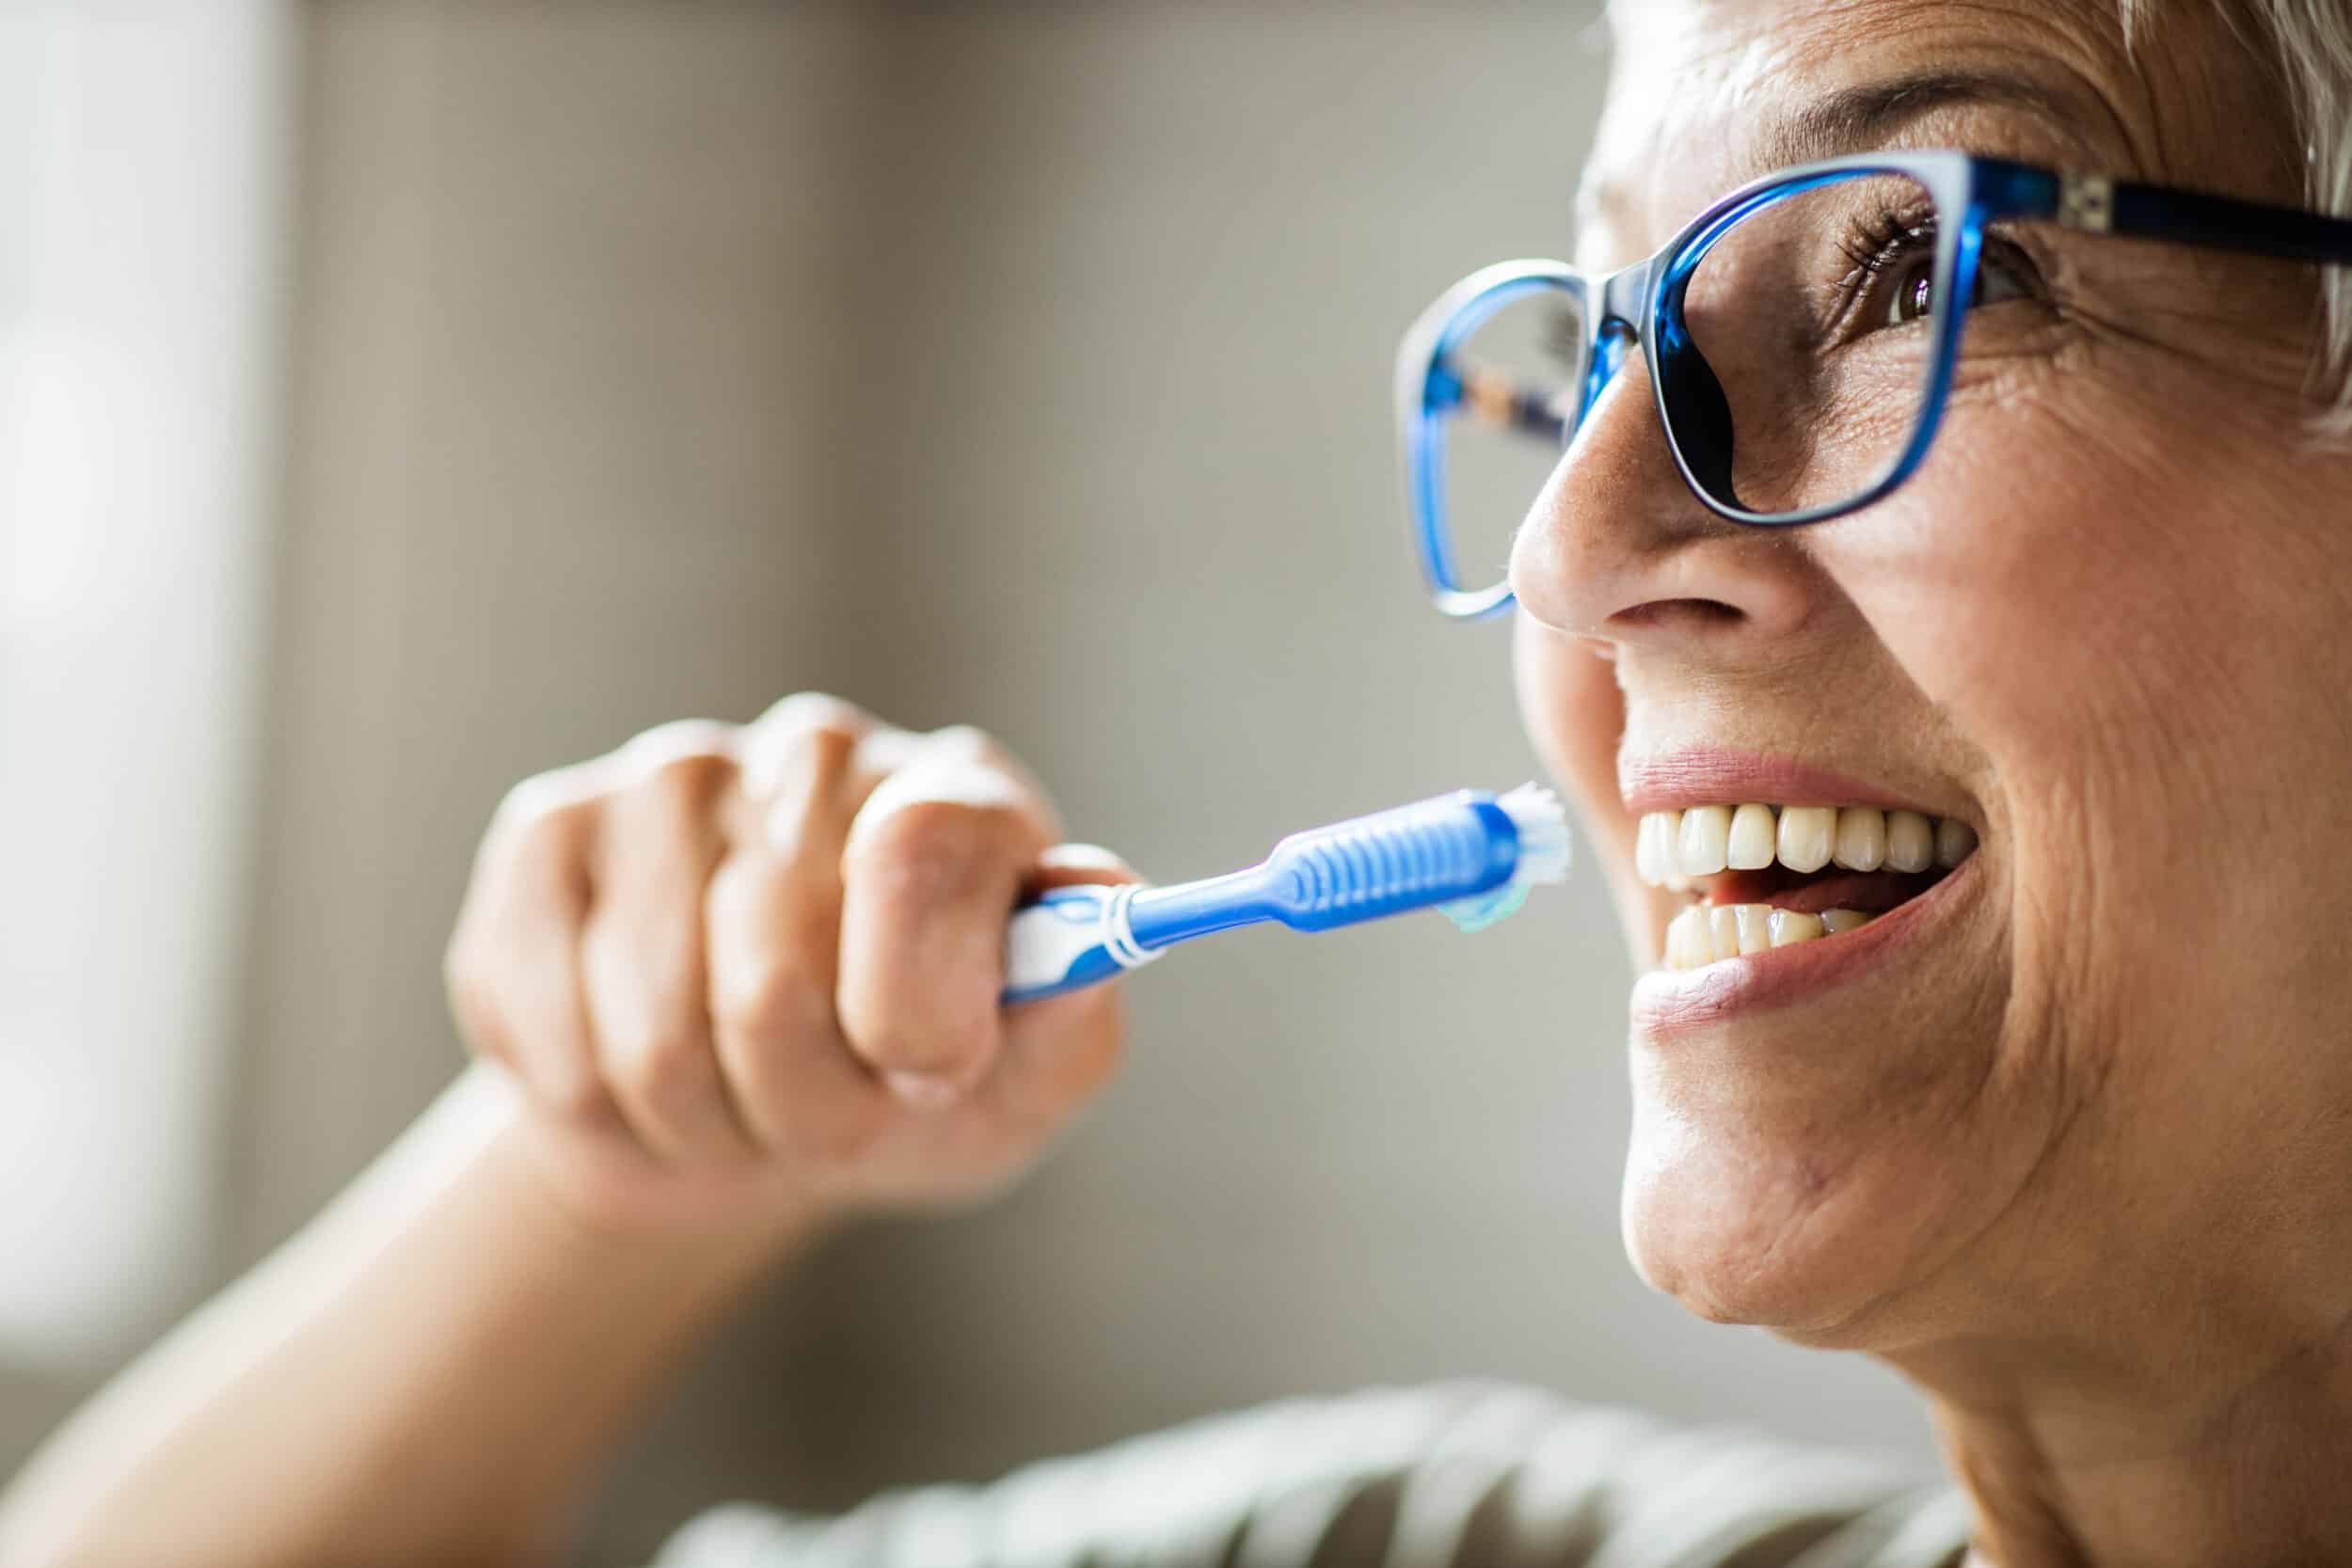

{"left": 0, "top": 1066, "right": 822, "bottom": 1568}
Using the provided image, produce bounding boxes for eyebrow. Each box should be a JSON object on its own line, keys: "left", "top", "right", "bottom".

{"left": 1584, "top": 68, "right": 2123, "bottom": 247}
{"left": 1756, "top": 69, "right": 2118, "bottom": 172}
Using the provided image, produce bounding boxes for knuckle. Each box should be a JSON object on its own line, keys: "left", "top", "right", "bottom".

{"left": 495, "top": 767, "right": 596, "bottom": 835}
{"left": 538, "top": 1063, "right": 608, "bottom": 1121}
{"left": 624, "top": 717, "right": 739, "bottom": 769}
{"left": 492, "top": 784, "right": 600, "bottom": 877}
{"left": 801, "top": 1101, "right": 887, "bottom": 1168}
{"left": 744, "top": 697, "right": 870, "bottom": 802}
{"left": 637, "top": 748, "right": 739, "bottom": 817}
{"left": 758, "top": 691, "right": 869, "bottom": 741}
{"left": 850, "top": 796, "right": 1022, "bottom": 895}
{"left": 713, "top": 953, "right": 830, "bottom": 1051}
{"left": 926, "top": 722, "right": 1001, "bottom": 763}
{"left": 611, "top": 1024, "right": 711, "bottom": 1117}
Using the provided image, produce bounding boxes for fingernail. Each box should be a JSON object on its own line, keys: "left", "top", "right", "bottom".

{"left": 885, "top": 1069, "right": 962, "bottom": 1112}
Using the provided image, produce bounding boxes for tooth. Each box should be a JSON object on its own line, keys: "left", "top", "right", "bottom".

{"left": 1935, "top": 817, "right": 1979, "bottom": 868}
{"left": 1833, "top": 808, "right": 1886, "bottom": 872}
{"left": 1884, "top": 810, "right": 1933, "bottom": 873}
{"left": 1820, "top": 909, "right": 1875, "bottom": 934}
{"left": 1733, "top": 903, "right": 1772, "bottom": 955}
{"left": 1777, "top": 806, "right": 1836, "bottom": 874}
{"left": 1768, "top": 909, "right": 1826, "bottom": 947}
{"left": 1666, "top": 906, "right": 1708, "bottom": 968}
{"left": 1707, "top": 906, "right": 1740, "bottom": 962}
{"left": 1677, "top": 805, "right": 1731, "bottom": 877}
{"left": 1726, "top": 803, "right": 1776, "bottom": 869}
{"left": 1635, "top": 812, "right": 1677, "bottom": 886}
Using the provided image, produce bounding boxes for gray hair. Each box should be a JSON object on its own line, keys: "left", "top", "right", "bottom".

{"left": 2126, "top": 0, "right": 2352, "bottom": 438}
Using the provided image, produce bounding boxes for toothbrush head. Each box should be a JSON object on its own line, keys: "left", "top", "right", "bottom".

{"left": 1498, "top": 782, "right": 1572, "bottom": 884}
{"left": 1438, "top": 783, "right": 1572, "bottom": 934}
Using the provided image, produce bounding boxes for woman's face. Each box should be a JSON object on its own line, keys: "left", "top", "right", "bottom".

{"left": 1518, "top": 0, "right": 2352, "bottom": 1363}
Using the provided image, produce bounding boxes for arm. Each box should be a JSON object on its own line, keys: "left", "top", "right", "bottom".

{"left": 0, "top": 1069, "right": 812, "bottom": 1568}
{"left": 0, "top": 697, "right": 1135, "bottom": 1568}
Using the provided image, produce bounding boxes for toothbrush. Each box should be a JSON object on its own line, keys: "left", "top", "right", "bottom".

{"left": 1001, "top": 784, "right": 1570, "bottom": 1006}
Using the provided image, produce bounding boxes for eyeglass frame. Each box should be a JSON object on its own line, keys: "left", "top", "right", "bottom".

{"left": 1396, "top": 148, "right": 2352, "bottom": 621}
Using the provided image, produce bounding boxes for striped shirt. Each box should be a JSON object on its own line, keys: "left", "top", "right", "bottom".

{"left": 652, "top": 1382, "right": 1972, "bottom": 1568}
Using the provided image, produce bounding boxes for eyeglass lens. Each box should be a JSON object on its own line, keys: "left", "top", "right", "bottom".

{"left": 1427, "top": 169, "right": 1949, "bottom": 581}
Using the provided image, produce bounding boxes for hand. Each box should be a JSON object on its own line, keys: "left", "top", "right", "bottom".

{"left": 444, "top": 695, "right": 1136, "bottom": 1241}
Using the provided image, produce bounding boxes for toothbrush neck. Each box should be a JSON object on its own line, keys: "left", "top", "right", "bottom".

{"left": 1124, "top": 867, "right": 1279, "bottom": 950}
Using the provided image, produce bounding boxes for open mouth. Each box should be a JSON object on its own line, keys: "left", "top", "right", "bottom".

{"left": 1634, "top": 802, "right": 1979, "bottom": 969}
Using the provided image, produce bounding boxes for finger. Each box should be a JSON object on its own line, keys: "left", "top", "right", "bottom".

{"left": 706, "top": 850, "right": 896, "bottom": 1167}
{"left": 707, "top": 711, "right": 898, "bottom": 1164}
{"left": 977, "top": 841, "right": 1141, "bottom": 1136}
{"left": 445, "top": 794, "right": 607, "bottom": 1120}
{"left": 581, "top": 748, "right": 750, "bottom": 1163}
{"left": 738, "top": 693, "right": 876, "bottom": 832}
{"left": 835, "top": 749, "right": 1058, "bottom": 1102}
{"left": 1026, "top": 841, "right": 1145, "bottom": 893}
{"left": 980, "top": 978, "right": 1130, "bottom": 1144}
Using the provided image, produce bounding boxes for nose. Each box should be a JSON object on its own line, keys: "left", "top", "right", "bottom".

{"left": 1507, "top": 357, "right": 1817, "bottom": 649}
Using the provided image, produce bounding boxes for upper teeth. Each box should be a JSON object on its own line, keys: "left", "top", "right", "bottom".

{"left": 1634, "top": 804, "right": 1976, "bottom": 888}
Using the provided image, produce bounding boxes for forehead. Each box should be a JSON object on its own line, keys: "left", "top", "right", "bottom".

{"left": 1581, "top": 0, "right": 2229, "bottom": 262}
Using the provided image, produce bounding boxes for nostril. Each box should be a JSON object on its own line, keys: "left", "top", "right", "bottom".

{"left": 1613, "top": 598, "right": 1745, "bottom": 631}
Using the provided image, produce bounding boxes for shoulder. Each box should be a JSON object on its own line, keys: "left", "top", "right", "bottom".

{"left": 652, "top": 1380, "right": 1968, "bottom": 1568}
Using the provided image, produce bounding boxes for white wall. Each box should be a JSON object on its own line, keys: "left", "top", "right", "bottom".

{"left": 0, "top": 1, "right": 285, "bottom": 1372}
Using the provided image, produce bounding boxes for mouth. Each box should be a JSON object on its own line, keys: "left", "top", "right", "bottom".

{"left": 1634, "top": 800, "right": 1979, "bottom": 970}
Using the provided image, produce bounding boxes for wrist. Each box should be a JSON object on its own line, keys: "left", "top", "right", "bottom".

{"left": 463, "top": 1066, "right": 840, "bottom": 1273}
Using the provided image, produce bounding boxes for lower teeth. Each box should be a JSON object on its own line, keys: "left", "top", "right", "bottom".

{"left": 1663, "top": 903, "right": 1875, "bottom": 969}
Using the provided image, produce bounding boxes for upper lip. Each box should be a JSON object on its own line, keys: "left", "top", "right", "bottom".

{"left": 1618, "top": 747, "right": 1961, "bottom": 820}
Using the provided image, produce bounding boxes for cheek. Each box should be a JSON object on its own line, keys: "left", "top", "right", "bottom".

{"left": 1827, "top": 378, "right": 2352, "bottom": 1034}
{"left": 1841, "top": 357, "right": 2352, "bottom": 762}
{"left": 1515, "top": 617, "right": 1667, "bottom": 957}
{"left": 1512, "top": 617, "right": 1618, "bottom": 794}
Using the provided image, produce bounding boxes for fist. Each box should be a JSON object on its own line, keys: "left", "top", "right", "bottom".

{"left": 444, "top": 695, "right": 1136, "bottom": 1237}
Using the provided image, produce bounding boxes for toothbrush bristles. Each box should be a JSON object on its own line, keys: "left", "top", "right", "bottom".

{"left": 1499, "top": 782, "right": 1572, "bottom": 884}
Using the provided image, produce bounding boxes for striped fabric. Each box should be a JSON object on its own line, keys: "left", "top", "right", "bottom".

{"left": 651, "top": 1382, "right": 1971, "bottom": 1568}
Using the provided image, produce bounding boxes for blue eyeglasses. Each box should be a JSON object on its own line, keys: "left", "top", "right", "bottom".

{"left": 1397, "top": 149, "right": 2352, "bottom": 620}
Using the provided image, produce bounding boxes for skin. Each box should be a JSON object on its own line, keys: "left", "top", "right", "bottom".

{"left": 1522, "top": 0, "right": 2352, "bottom": 1562}
{"left": 0, "top": 701, "right": 1142, "bottom": 1567}
{"left": 3, "top": 4, "right": 2348, "bottom": 1565}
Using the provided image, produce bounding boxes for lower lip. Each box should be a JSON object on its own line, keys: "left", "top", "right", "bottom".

{"left": 1627, "top": 853, "right": 1982, "bottom": 1037}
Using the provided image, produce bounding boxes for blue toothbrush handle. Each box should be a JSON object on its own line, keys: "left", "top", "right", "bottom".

{"left": 1001, "top": 884, "right": 1163, "bottom": 1006}
{"left": 999, "top": 786, "right": 1565, "bottom": 1006}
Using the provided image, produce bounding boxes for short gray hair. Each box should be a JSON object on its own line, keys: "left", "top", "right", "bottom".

{"left": 2126, "top": 0, "right": 2352, "bottom": 438}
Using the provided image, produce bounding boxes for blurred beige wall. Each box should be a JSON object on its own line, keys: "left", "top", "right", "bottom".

{"left": 17, "top": 4, "right": 1942, "bottom": 1563}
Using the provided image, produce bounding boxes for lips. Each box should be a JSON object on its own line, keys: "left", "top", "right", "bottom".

{"left": 1629, "top": 849, "right": 1981, "bottom": 1036}
{"left": 1619, "top": 750, "right": 1951, "bottom": 817}
{"left": 1615, "top": 748, "right": 1983, "bottom": 993}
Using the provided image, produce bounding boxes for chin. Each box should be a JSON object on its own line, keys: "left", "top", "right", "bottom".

{"left": 1616, "top": 981, "right": 2064, "bottom": 1349}
{"left": 1621, "top": 1094, "right": 1929, "bottom": 1339}
{"left": 1587, "top": 785, "right": 2052, "bottom": 1345}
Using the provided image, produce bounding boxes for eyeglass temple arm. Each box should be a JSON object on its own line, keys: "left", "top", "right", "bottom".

{"left": 2051, "top": 170, "right": 2352, "bottom": 267}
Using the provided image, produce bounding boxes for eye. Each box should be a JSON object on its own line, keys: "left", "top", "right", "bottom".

{"left": 1883, "top": 247, "right": 2035, "bottom": 326}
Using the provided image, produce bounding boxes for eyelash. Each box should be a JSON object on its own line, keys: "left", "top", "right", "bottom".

{"left": 1526, "top": 210, "right": 2053, "bottom": 374}
{"left": 1840, "top": 205, "right": 1937, "bottom": 278}
{"left": 1836, "top": 207, "right": 2050, "bottom": 319}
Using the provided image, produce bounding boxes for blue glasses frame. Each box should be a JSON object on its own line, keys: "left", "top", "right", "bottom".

{"left": 1398, "top": 149, "right": 2352, "bottom": 620}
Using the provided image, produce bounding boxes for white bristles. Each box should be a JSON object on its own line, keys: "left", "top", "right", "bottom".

{"left": 1499, "top": 782, "right": 1572, "bottom": 884}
